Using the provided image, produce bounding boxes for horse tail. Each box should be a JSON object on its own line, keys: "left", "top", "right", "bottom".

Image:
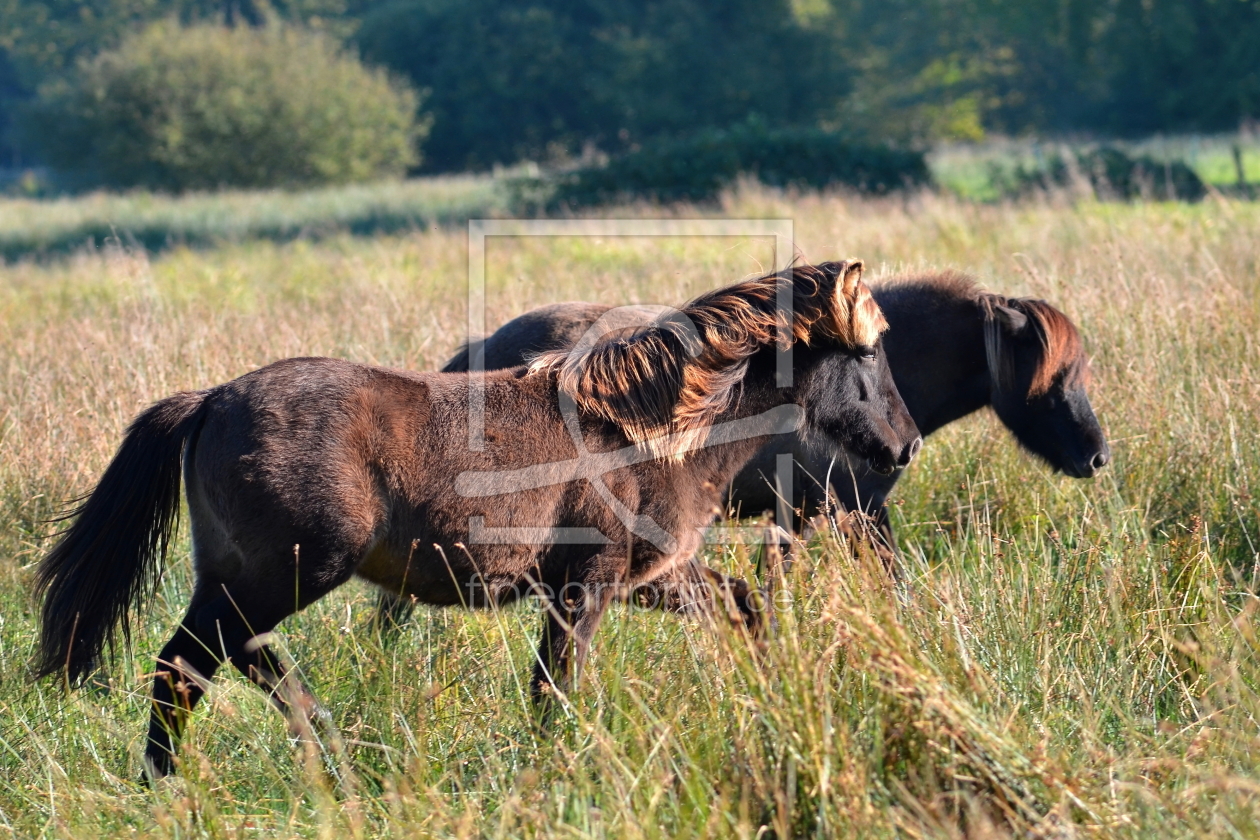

{"left": 33, "top": 390, "right": 210, "bottom": 685}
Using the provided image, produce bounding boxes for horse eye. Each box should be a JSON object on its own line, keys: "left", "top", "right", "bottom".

{"left": 858, "top": 345, "right": 877, "bottom": 360}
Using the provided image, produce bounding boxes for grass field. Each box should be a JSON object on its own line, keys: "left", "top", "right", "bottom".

{"left": 0, "top": 186, "right": 1258, "bottom": 837}
{"left": 930, "top": 134, "right": 1260, "bottom": 200}
{"left": 0, "top": 174, "right": 510, "bottom": 261}
{"left": 2, "top": 133, "right": 1255, "bottom": 264}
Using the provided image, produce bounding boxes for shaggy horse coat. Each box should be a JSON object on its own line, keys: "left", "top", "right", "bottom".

{"left": 33, "top": 261, "right": 920, "bottom": 779}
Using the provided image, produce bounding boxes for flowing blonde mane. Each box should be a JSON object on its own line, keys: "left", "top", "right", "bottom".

{"left": 529, "top": 261, "right": 886, "bottom": 460}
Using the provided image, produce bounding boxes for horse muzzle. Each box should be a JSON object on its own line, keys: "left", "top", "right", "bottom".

{"left": 867, "top": 436, "right": 920, "bottom": 475}
{"left": 898, "top": 436, "right": 922, "bottom": 468}
{"left": 1067, "top": 447, "right": 1110, "bottom": 478}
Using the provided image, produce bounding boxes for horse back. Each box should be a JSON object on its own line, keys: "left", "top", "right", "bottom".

{"left": 183, "top": 356, "right": 650, "bottom": 605}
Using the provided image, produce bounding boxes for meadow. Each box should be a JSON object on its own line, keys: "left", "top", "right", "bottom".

{"left": 0, "top": 185, "right": 1257, "bottom": 837}
{"left": 0, "top": 175, "right": 510, "bottom": 261}
{"left": 928, "top": 133, "right": 1260, "bottom": 201}
{"left": 3, "top": 131, "right": 1256, "bottom": 263}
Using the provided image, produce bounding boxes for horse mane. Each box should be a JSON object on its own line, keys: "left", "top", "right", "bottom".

{"left": 979, "top": 293, "right": 1088, "bottom": 397}
{"left": 529, "top": 260, "right": 885, "bottom": 459}
{"left": 442, "top": 340, "right": 474, "bottom": 372}
{"left": 876, "top": 268, "right": 978, "bottom": 301}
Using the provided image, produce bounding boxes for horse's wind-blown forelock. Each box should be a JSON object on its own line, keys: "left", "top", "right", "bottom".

{"left": 528, "top": 260, "right": 884, "bottom": 459}
{"left": 980, "top": 293, "right": 1088, "bottom": 397}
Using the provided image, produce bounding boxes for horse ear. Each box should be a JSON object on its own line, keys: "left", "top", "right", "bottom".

{"left": 831, "top": 259, "right": 886, "bottom": 346}
{"left": 838, "top": 260, "right": 865, "bottom": 299}
{"left": 994, "top": 304, "right": 1028, "bottom": 334}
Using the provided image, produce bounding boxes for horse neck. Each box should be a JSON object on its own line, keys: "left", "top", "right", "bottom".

{"left": 680, "top": 359, "right": 790, "bottom": 486}
{"left": 879, "top": 287, "right": 992, "bottom": 437}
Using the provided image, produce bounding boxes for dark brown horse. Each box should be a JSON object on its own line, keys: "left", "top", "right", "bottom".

{"left": 423, "top": 269, "right": 1107, "bottom": 566}
{"left": 33, "top": 261, "right": 920, "bottom": 779}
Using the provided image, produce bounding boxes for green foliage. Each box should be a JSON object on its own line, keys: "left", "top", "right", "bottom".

{"left": 542, "top": 123, "right": 929, "bottom": 207}
{"left": 1002, "top": 146, "right": 1208, "bottom": 202}
{"left": 354, "top": 0, "right": 608, "bottom": 172}
{"left": 6, "top": 0, "right": 1260, "bottom": 178}
{"left": 351, "top": 0, "right": 1260, "bottom": 169}
{"left": 839, "top": 0, "right": 1260, "bottom": 142}
{"left": 355, "top": 0, "right": 846, "bottom": 172}
{"left": 0, "top": 0, "right": 355, "bottom": 159}
{"left": 20, "top": 21, "right": 424, "bottom": 191}
{"left": 0, "top": 0, "right": 352, "bottom": 81}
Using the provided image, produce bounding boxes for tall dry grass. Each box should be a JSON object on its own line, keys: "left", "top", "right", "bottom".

{"left": 0, "top": 186, "right": 1256, "bottom": 837}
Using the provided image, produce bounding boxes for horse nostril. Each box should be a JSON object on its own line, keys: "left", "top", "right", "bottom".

{"left": 1090, "top": 450, "right": 1110, "bottom": 472}
{"left": 899, "top": 437, "right": 922, "bottom": 467}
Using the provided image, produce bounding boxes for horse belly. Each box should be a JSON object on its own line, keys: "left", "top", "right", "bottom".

{"left": 353, "top": 537, "right": 543, "bottom": 608}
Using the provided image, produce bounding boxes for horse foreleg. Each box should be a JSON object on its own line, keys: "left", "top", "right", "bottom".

{"left": 530, "top": 573, "right": 615, "bottom": 713}
{"left": 627, "top": 560, "right": 764, "bottom": 636}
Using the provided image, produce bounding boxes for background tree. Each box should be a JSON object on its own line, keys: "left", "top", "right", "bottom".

{"left": 0, "top": 0, "right": 353, "bottom": 164}
{"left": 354, "top": 0, "right": 846, "bottom": 171}
{"left": 834, "top": 0, "right": 1260, "bottom": 140}
{"left": 22, "top": 21, "right": 424, "bottom": 190}
{"left": 5, "top": 0, "right": 1259, "bottom": 178}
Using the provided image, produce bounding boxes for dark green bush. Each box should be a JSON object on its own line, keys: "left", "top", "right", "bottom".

{"left": 22, "top": 22, "right": 425, "bottom": 192}
{"left": 1010, "top": 146, "right": 1206, "bottom": 201}
{"left": 545, "top": 123, "right": 930, "bottom": 207}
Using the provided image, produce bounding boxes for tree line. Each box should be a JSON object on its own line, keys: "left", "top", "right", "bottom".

{"left": 2, "top": 0, "right": 1257, "bottom": 181}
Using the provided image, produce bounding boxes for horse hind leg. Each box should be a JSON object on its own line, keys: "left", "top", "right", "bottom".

{"left": 193, "top": 588, "right": 330, "bottom": 740}
{"left": 143, "top": 585, "right": 229, "bottom": 781}
{"left": 143, "top": 579, "right": 338, "bottom": 779}
{"left": 372, "top": 590, "right": 417, "bottom": 641}
{"left": 143, "top": 504, "right": 240, "bottom": 781}
{"left": 144, "top": 580, "right": 306, "bottom": 781}
{"left": 143, "top": 537, "right": 361, "bottom": 780}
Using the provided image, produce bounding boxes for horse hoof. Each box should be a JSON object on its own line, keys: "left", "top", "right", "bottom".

{"left": 141, "top": 753, "right": 175, "bottom": 786}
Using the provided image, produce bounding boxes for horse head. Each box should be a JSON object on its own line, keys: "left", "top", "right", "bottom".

{"left": 791, "top": 261, "right": 922, "bottom": 475}
{"left": 981, "top": 294, "right": 1109, "bottom": 478}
